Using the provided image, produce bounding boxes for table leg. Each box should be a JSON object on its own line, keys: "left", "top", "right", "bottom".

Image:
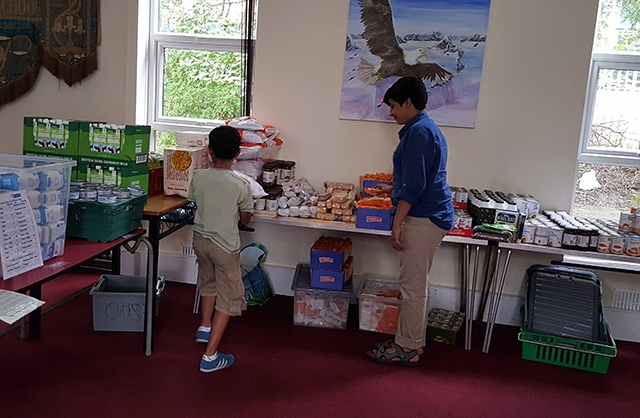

{"left": 465, "top": 245, "right": 481, "bottom": 350}
{"left": 28, "top": 285, "right": 42, "bottom": 339}
{"left": 461, "top": 244, "right": 469, "bottom": 313}
{"left": 482, "top": 248, "right": 512, "bottom": 353}
{"left": 147, "top": 216, "right": 161, "bottom": 317}
{"left": 477, "top": 244, "right": 497, "bottom": 324}
{"left": 111, "top": 247, "right": 121, "bottom": 275}
{"left": 122, "top": 236, "right": 155, "bottom": 356}
{"left": 147, "top": 216, "right": 160, "bottom": 284}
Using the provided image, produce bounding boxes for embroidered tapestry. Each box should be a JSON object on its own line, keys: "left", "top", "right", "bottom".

{"left": 0, "top": 0, "right": 99, "bottom": 107}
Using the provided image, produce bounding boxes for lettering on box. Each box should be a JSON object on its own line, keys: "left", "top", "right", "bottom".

{"left": 166, "top": 162, "right": 189, "bottom": 182}
{"left": 320, "top": 276, "right": 335, "bottom": 283}
{"left": 366, "top": 216, "right": 383, "bottom": 223}
{"left": 104, "top": 301, "right": 144, "bottom": 322}
{"left": 318, "top": 257, "right": 334, "bottom": 264}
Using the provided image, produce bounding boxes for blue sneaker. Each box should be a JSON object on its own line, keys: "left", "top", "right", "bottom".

{"left": 196, "top": 328, "right": 210, "bottom": 343}
{"left": 200, "top": 353, "right": 235, "bottom": 373}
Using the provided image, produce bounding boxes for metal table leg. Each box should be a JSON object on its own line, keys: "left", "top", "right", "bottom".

{"left": 147, "top": 216, "right": 160, "bottom": 291}
{"left": 465, "top": 245, "right": 481, "bottom": 350}
{"left": 28, "top": 285, "right": 42, "bottom": 338}
{"left": 477, "top": 244, "right": 497, "bottom": 324}
{"left": 123, "top": 236, "right": 155, "bottom": 356}
{"left": 482, "top": 248, "right": 512, "bottom": 353}
{"left": 460, "top": 244, "right": 468, "bottom": 315}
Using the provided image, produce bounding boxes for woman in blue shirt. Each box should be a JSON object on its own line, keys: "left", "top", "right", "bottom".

{"left": 368, "top": 76, "right": 454, "bottom": 366}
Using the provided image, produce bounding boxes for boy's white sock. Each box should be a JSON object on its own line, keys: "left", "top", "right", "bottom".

{"left": 198, "top": 326, "right": 211, "bottom": 332}
{"left": 203, "top": 352, "right": 218, "bottom": 362}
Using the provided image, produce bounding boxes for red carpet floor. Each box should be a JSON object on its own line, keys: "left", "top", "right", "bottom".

{"left": 1, "top": 282, "right": 639, "bottom": 418}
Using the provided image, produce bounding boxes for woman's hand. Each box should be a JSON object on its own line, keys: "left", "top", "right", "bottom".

{"left": 374, "top": 184, "right": 393, "bottom": 195}
{"left": 391, "top": 224, "right": 404, "bottom": 251}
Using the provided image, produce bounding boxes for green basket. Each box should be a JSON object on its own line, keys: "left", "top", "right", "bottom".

{"left": 67, "top": 195, "right": 147, "bottom": 242}
{"left": 518, "top": 320, "right": 617, "bottom": 374}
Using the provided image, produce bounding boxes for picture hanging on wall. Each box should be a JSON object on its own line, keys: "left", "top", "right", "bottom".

{"left": 340, "top": 0, "right": 492, "bottom": 128}
{"left": 0, "top": 0, "right": 100, "bottom": 108}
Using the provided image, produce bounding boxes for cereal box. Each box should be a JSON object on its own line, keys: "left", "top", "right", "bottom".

{"left": 163, "top": 146, "right": 210, "bottom": 197}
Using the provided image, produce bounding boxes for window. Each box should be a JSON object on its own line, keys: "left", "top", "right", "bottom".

{"left": 574, "top": 0, "right": 640, "bottom": 218}
{"left": 143, "top": 0, "right": 257, "bottom": 152}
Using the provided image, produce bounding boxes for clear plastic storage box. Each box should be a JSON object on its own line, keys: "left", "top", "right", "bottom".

{"left": 0, "top": 153, "right": 75, "bottom": 261}
{"left": 292, "top": 264, "right": 352, "bottom": 330}
{"left": 358, "top": 274, "right": 402, "bottom": 334}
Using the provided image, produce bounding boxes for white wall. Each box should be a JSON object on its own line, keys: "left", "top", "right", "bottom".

{"left": 0, "top": 1, "right": 139, "bottom": 153}
{"left": 5, "top": 0, "right": 637, "bottom": 306}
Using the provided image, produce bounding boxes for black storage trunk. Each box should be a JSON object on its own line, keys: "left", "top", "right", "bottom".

{"left": 525, "top": 265, "right": 606, "bottom": 343}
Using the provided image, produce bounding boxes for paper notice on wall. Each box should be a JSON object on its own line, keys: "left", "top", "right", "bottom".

{"left": 0, "top": 190, "right": 44, "bottom": 279}
{"left": 0, "top": 289, "right": 45, "bottom": 324}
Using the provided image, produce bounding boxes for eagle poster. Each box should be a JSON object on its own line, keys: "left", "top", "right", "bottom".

{"left": 340, "top": 0, "right": 492, "bottom": 128}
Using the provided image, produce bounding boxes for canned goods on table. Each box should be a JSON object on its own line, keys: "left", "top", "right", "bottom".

{"left": 127, "top": 185, "right": 145, "bottom": 196}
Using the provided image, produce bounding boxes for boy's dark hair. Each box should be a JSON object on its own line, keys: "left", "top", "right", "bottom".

{"left": 208, "top": 126, "right": 241, "bottom": 160}
{"left": 383, "top": 76, "right": 428, "bottom": 110}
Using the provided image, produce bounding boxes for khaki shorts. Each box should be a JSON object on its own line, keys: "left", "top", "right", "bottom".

{"left": 192, "top": 232, "right": 246, "bottom": 316}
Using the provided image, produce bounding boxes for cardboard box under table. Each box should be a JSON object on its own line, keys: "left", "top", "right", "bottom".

{"left": 292, "top": 264, "right": 352, "bottom": 330}
{"left": 66, "top": 194, "right": 147, "bottom": 242}
{"left": 90, "top": 274, "right": 146, "bottom": 332}
{"left": 426, "top": 308, "right": 464, "bottom": 345}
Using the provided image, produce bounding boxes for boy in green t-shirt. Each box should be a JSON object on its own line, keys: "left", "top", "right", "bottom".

{"left": 188, "top": 126, "right": 254, "bottom": 372}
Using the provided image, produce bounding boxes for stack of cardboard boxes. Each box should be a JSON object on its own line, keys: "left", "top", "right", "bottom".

{"left": 23, "top": 117, "right": 151, "bottom": 193}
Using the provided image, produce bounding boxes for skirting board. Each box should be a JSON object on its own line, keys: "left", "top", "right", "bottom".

{"left": 120, "top": 250, "right": 640, "bottom": 342}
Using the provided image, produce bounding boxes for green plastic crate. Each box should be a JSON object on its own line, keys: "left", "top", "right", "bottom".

{"left": 518, "top": 320, "right": 617, "bottom": 374}
{"left": 66, "top": 195, "right": 147, "bottom": 242}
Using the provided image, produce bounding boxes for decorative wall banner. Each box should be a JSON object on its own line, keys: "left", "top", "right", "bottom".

{"left": 0, "top": 0, "right": 99, "bottom": 108}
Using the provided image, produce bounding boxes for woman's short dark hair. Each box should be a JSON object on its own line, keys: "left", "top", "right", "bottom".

{"left": 208, "top": 125, "right": 241, "bottom": 160}
{"left": 383, "top": 76, "right": 428, "bottom": 110}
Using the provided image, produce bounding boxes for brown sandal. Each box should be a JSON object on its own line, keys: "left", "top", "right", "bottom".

{"left": 367, "top": 340, "right": 420, "bottom": 367}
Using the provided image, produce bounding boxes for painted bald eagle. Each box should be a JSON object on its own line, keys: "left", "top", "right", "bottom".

{"left": 357, "top": 0, "right": 453, "bottom": 87}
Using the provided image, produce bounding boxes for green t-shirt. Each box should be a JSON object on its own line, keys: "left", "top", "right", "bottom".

{"left": 188, "top": 168, "right": 254, "bottom": 253}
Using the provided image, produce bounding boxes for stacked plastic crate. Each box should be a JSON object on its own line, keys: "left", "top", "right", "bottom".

{"left": 0, "top": 154, "right": 75, "bottom": 262}
{"left": 291, "top": 237, "right": 354, "bottom": 330}
{"left": 518, "top": 265, "right": 617, "bottom": 374}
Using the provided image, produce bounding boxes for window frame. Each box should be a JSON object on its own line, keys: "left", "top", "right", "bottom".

{"left": 579, "top": 52, "right": 640, "bottom": 167}
{"left": 145, "top": 0, "right": 254, "bottom": 143}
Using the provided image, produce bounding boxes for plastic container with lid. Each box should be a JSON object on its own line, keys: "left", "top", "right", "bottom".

{"left": 548, "top": 227, "right": 564, "bottom": 248}
{"left": 611, "top": 233, "right": 626, "bottom": 255}
{"left": 358, "top": 273, "right": 401, "bottom": 334}
{"left": 292, "top": 264, "right": 351, "bottom": 330}
{"left": 576, "top": 227, "right": 591, "bottom": 251}
{"left": 261, "top": 161, "right": 278, "bottom": 187}
{"left": 562, "top": 225, "right": 579, "bottom": 250}
{"left": 265, "top": 194, "right": 278, "bottom": 211}
{"left": 0, "top": 153, "right": 75, "bottom": 261}
{"left": 587, "top": 226, "right": 600, "bottom": 251}
{"left": 278, "top": 161, "right": 296, "bottom": 183}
